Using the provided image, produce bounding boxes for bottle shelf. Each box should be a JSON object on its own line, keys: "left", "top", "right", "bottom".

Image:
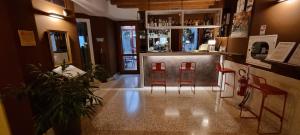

{"left": 145, "top": 8, "right": 223, "bottom": 30}
{"left": 146, "top": 25, "right": 221, "bottom": 30}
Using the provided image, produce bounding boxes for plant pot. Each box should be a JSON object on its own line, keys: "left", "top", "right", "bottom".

{"left": 53, "top": 118, "right": 81, "bottom": 135}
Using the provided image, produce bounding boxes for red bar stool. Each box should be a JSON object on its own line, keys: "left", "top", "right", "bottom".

{"left": 212, "top": 62, "right": 236, "bottom": 98}
{"left": 178, "top": 62, "right": 196, "bottom": 95}
{"left": 240, "top": 74, "right": 288, "bottom": 134}
{"left": 150, "top": 62, "right": 167, "bottom": 94}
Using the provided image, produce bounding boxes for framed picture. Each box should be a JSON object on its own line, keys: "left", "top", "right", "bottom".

{"left": 231, "top": 0, "right": 254, "bottom": 38}
{"left": 246, "top": 35, "right": 278, "bottom": 69}
{"left": 266, "top": 42, "right": 296, "bottom": 62}
{"left": 18, "top": 30, "right": 36, "bottom": 46}
{"left": 288, "top": 44, "right": 300, "bottom": 66}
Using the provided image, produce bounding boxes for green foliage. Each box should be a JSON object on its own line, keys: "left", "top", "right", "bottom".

{"left": 3, "top": 64, "right": 103, "bottom": 135}
{"left": 94, "top": 65, "right": 110, "bottom": 82}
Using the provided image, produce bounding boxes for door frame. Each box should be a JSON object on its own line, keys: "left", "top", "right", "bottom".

{"left": 76, "top": 18, "right": 95, "bottom": 65}
{"left": 116, "top": 21, "right": 140, "bottom": 74}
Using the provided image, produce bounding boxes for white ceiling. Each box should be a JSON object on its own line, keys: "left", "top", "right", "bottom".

{"left": 72, "top": 0, "right": 139, "bottom": 21}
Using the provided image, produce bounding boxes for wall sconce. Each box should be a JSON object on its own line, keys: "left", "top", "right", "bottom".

{"left": 49, "top": 13, "right": 64, "bottom": 19}
{"left": 278, "top": 0, "right": 293, "bottom": 2}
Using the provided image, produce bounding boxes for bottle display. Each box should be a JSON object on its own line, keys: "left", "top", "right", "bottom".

{"left": 148, "top": 29, "right": 171, "bottom": 52}
{"left": 148, "top": 16, "right": 180, "bottom": 27}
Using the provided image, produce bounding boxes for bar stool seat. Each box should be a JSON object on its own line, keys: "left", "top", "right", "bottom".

{"left": 212, "top": 63, "right": 236, "bottom": 98}
{"left": 178, "top": 62, "right": 196, "bottom": 95}
{"left": 150, "top": 62, "right": 167, "bottom": 94}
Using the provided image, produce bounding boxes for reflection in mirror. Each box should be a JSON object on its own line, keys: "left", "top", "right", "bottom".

{"left": 251, "top": 42, "right": 269, "bottom": 60}
{"left": 48, "top": 31, "right": 72, "bottom": 67}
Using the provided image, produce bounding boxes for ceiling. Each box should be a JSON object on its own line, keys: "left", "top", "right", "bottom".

{"left": 73, "top": 0, "right": 223, "bottom": 21}
{"left": 110, "top": 0, "right": 223, "bottom": 10}
{"left": 73, "top": 0, "right": 139, "bottom": 21}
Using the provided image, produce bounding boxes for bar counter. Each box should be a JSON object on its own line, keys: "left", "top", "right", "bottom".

{"left": 139, "top": 52, "right": 221, "bottom": 87}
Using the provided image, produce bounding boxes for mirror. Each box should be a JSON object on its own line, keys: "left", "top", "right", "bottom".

{"left": 45, "top": 0, "right": 65, "bottom": 7}
{"left": 48, "top": 31, "right": 72, "bottom": 67}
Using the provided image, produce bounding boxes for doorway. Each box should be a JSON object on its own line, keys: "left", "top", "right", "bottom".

{"left": 76, "top": 18, "right": 95, "bottom": 71}
{"left": 119, "top": 25, "right": 139, "bottom": 74}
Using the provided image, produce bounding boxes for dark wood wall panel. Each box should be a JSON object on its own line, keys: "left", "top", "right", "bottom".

{"left": 76, "top": 13, "right": 118, "bottom": 75}
{"left": 225, "top": 0, "right": 300, "bottom": 79}
{"left": 1, "top": 0, "right": 82, "bottom": 134}
{"left": 0, "top": 0, "right": 35, "bottom": 135}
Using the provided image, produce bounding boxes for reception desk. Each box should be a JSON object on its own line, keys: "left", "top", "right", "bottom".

{"left": 139, "top": 52, "right": 221, "bottom": 87}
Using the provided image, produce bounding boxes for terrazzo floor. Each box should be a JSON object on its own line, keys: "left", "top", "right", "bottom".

{"left": 81, "top": 75, "right": 263, "bottom": 135}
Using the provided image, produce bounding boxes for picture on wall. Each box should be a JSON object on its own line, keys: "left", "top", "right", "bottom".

{"left": 230, "top": 0, "right": 254, "bottom": 38}
{"left": 266, "top": 42, "right": 296, "bottom": 63}
{"left": 246, "top": 35, "right": 278, "bottom": 69}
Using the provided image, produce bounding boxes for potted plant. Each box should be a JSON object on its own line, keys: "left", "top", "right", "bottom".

{"left": 94, "top": 65, "right": 110, "bottom": 83}
{"left": 1, "top": 64, "right": 103, "bottom": 135}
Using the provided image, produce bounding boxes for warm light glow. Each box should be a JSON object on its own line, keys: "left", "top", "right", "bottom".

{"left": 164, "top": 107, "right": 180, "bottom": 117}
{"left": 201, "top": 118, "right": 209, "bottom": 127}
{"left": 278, "top": 0, "right": 295, "bottom": 3}
{"left": 49, "top": 13, "right": 64, "bottom": 19}
{"left": 208, "top": 39, "right": 216, "bottom": 45}
{"left": 63, "top": 10, "right": 68, "bottom": 16}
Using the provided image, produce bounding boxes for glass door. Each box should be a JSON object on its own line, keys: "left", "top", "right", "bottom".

{"left": 121, "top": 26, "right": 138, "bottom": 73}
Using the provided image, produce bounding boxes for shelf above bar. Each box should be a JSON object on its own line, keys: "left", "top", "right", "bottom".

{"left": 146, "top": 25, "right": 221, "bottom": 29}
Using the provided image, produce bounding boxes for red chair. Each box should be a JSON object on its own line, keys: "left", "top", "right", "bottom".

{"left": 240, "top": 74, "right": 288, "bottom": 134}
{"left": 150, "top": 62, "right": 167, "bottom": 94}
{"left": 212, "top": 62, "right": 236, "bottom": 98}
{"left": 178, "top": 62, "right": 196, "bottom": 95}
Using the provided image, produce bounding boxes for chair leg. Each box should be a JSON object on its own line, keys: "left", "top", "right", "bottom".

{"left": 193, "top": 84, "right": 196, "bottom": 95}
{"left": 165, "top": 84, "right": 167, "bottom": 94}
{"left": 257, "top": 95, "right": 266, "bottom": 134}
{"left": 220, "top": 73, "right": 235, "bottom": 98}
{"left": 178, "top": 84, "right": 181, "bottom": 94}
{"left": 151, "top": 84, "right": 153, "bottom": 94}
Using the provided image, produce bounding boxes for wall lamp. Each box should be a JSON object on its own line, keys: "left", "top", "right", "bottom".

{"left": 49, "top": 13, "right": 64, "bottom": 19}
{"left": 277, "top": 0, "right": 293, "bottom": 2}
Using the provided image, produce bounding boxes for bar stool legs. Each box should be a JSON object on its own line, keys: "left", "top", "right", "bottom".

{"left": 220, "top": 72, "right": 236, "bottom": 98}
{"left": 150, "top": 62, "right": 167, "bottom": 94}
{"left": 178, "top": 62, "right": 196, "bottom": 95}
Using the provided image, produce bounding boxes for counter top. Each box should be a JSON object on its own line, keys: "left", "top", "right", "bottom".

{"left": 140, "top": 51, "right": 220, "bottom": 56}
{"left": 140, "top": 51, "right": 245, "bottom": 56}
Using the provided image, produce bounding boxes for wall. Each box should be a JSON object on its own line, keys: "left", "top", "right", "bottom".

{"left": 0, "top": 0, "right": 35, "bottom": 134}
{"left": 32, "top": 0, "right": 82, "bottom": 69}
{"left": 76, "top": 13, "right": 118, "bottom": 75}
{"left": 1, "top": 0, "right": 82, "bottom": 134}
{"left": 224, "top": 1, "right": 300, "bottom": 135}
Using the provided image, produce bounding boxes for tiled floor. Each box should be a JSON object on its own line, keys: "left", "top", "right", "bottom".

{"left": 82, "top": 75, "right": 261, "bottom": 135}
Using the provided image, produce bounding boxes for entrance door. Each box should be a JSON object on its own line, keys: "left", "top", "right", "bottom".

{"left": 120, "top": 25, "right": 138, "bottom": 73}
{"left": 76, "top": 18, "right": 95, "bottom": 71}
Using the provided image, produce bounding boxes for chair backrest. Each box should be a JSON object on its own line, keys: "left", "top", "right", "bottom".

{"left": 250, "top": 74, "right": 267, "bottom": 86}
{"left": 180, "top": 62, "right": 196, "bottom": 71}
{"left": 151, "top": 62, "right": 166, "bottom": 71}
